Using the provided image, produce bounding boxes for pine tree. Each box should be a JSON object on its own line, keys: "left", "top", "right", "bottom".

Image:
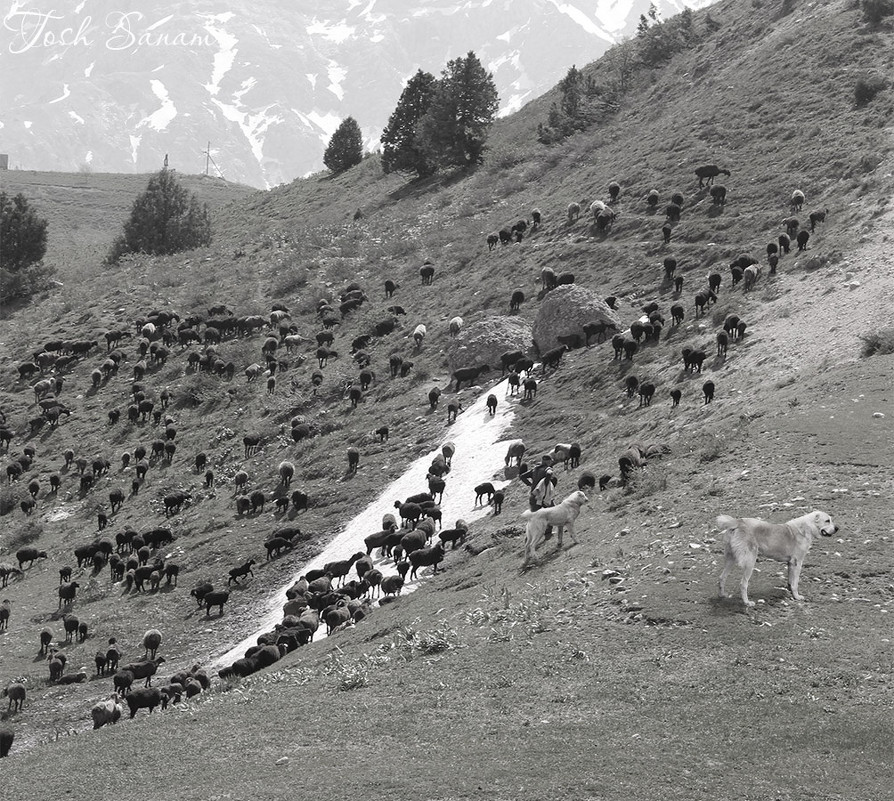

{"left": 107, "top": 169, "right": 211, "bottom": 264}
{"left": 381, "top": 70, "right": 437, "bottom": 177}
{"left": 417, "top": 51, "right": 499, "bottom": 169}
{"left": 0, "top": 192, "right": 48, "bottom": 272}
{"left": 323, "top": 117, "right": 364, "bottom": 174}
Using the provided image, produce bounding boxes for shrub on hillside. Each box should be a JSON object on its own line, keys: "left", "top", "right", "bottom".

{"left": 861, "top": 0, "right": 894, "bottom": 25}
{"left": 0, "top": 191, "right": 55, "bottom": 300}
{"left": 106, "top": 169, "right": 211, "bottom": 264}
{"left": 859, "top": 327, "right": 894, "bottom": 357}
{"left": 0, "top": 192, "right": 48, "bottom": 272}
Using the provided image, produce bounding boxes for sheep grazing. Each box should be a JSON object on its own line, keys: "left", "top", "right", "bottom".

{"left": 809, "top": 208, "right": 827, "bottom": 232}
{"left": 662, "top": 223, "right": 673, "bottom": 244}
{"left": 790, "top": 189, "right": 805, "bottom": 211}
{"left": 486, "top": 394, "right": 498, "bottom": 416}
{"left": 278, "top": 460, "right": 295, "bottom": 487}
{"left": 567, "top": 202, "right": 581, "bottom": 223}
{"left": 428, "top": 387, "right": 442, "bottom": 410}
{"left": 91, "top": 695, "right": 123, "bottom": 729}
{"left": 743, "top": 264, "right": 762, "bottom": 292}
{"left": 796, "top": 230, "right": 810, "bottom": 251}
{"left": 409, "top": 543, "right": 446, "bottom": 580}
{"left": 347, "top": 447, "right": 360, "bottom": 473}
{"left": 58, "top": 581, "right": 80, "bottom": 609}
{"left": 670, "top": 388, "right": 682, "bottom": 407}
{"left": 452, "top": 364, "right": 489, "bottom": 390}
{"left": 638, "top": 383, "right": 656, "bottom": 407}
{"left": 703, "top": 381, "right": 716, "bottom": 404}
{"left": 716, "top": 331, "right": 729, "bottom": 357}
{"left": 608, "top": 181, "right": 621, "bottom": 203}
{"left": 448, "top": 316, "right": 463, "bottom": 338}
{"left": 0, "top": 726, "right": 13, "bottom": 757}
{"left": 447, "top": 400, "right": 463, "bottom": 423}
{"left": 504, "top": 440, "right": 526, "bottom": 467}
{"left": 3, "top": 682, "right": 26, "bottom": 712}
{"left": 647, "top": 189, "right": 659, "bottom": 209}
{"left": 694, "top": 164, "right": 731, "bottom": 187}
{"left": 710, "top": 185, "right": 727, "bottom": 206}
{"left": 142, "top": 628, "right": 162, "bottom": 659}
{"left": 487, "top": 232, "right": 499, "bottom": 251}
{"left": 509, "top": 289, "right": 525, "bottom": 312}
{"left": 16, "top": 547, "right": 47, "bottom": 569}
{"left": 413, "top": 324, "right": 427, "bottom": 349}
{"left": 0, "top": 599, "right": 8, "bottom": 631}
{"left": 126, "top": 687, "right": 163, "bottom": 718}
{"left": 204, "top": 590, "right": 229, "bottom": 617}
{"left": 474, "top": 482, "right": 496, "bottom": 506}
{"left": 419, "top": 261, "right": 435, "bottom": 285}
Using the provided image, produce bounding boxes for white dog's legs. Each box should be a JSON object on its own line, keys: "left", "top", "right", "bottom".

{"left": 787, "top": 558, "right": 805, "bottom": 601}
{"left": 718, "top": 544, "right": 734, "bottom": 598}
{"left": 739, "top": 558, "right": 757, "bottom": 607}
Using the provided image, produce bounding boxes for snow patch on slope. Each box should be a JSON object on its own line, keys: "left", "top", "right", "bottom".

{"left": 139, "top": 80, "right": 176, "bottom": 131}
{"left": 203, "top": 18, "right": 239, "bottom": 96}
{"left": 214, "top": 377, "right": 521, "bottom": 668}
{"left": 307, "top": 18, "right": 355, "bottom": 43}
{"left": 547, "top": 0, "right": 616, "bottom": 42}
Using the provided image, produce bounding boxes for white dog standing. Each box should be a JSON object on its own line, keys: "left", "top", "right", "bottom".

{"left": 716, "top": 510, "right": 839, "bottom": 606}
{"left": 522, "top": 490, "right": 588, "bottom": 564}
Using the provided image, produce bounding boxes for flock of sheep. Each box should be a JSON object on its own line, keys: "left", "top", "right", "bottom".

{"left": 0, "top": 157, "right": 831, "bottom": 756}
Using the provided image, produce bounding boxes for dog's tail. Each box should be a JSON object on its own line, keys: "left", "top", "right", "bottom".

{"left": 716, "top": 514, "right": 738, "bottom": 531}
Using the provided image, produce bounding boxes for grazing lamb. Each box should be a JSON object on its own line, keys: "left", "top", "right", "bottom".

{"left": 790, "top": 189, "right": 805, "bottom": 211}
{"left": 504, "top": 440, "right": 526, "bottom": 467}
{"left": 474, "top": 482, "right": 496, "bottom": 506}
{"left": 4, "top": 682, "right": 26, "bottom": 712}
{"left": 695, "top": 164, "right": 731, "bottom": 187}
{"left": 91, "top": 695, "right": 124, "bottom": 729}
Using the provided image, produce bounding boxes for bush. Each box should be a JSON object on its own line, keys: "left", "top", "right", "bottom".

{"left": 854, "top": 74, "right": 886, "bottom": 107}
{"left": 107, "top": 170, "right": 211, "bottom": 264}
{"left": 859, "top": 327, "right": 894, "bottom": 357}
{"left": 0, "top": 192, "right": 48, "bottom": 272}
{"left": 861, "top": 0, "right": 894, "bottom": 24}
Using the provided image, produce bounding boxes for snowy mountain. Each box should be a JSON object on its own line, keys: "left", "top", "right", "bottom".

{"left": 0, "top": 0, "right": 715, "bottom": 188}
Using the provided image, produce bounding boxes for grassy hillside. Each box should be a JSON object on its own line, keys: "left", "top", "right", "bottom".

{"left": 0, "top": 170, "right": 257, "bottom": 272}
{"left": 1, "top": 0, "right": 893, "bottom": 798}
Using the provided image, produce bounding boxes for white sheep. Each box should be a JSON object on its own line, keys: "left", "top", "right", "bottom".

{"left": 3, "top": 681, "right": 26, "bottom": 712}
{"left": 567, "top": 202, "right": 581, "bottom": 223}
{"left": 91, "top": 694, "right": 123, "bottom": 729}
{"left": 448, "top": 316, "right": 463, "bottom": 338}
{"left": 589, "top": 200, "right": 608, "bottom": 219}
{"left": 413, "top": 324, "right": 426, "bottom": 350}
{"left": 142, "top": 628, "right": 162, "bottom": 659}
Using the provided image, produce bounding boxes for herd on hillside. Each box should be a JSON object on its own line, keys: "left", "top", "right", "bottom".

{"left": 0, "top": 163, "right": 830, "bottom": 754}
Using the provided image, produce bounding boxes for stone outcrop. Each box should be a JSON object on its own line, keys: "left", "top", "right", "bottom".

{"left": 532, "top": 285, "right": 623, "bottom": 352}
{"left": 445, "top": 316, "right": 533, "bottom": 374}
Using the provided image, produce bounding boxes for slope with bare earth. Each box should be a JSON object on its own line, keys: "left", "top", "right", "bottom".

{"left": 0, "top": 0, "right": 893, "bottom": 798}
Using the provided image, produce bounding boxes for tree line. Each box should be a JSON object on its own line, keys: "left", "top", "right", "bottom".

{"left": 324, "top": 50, "right": 499, "bottom": 178}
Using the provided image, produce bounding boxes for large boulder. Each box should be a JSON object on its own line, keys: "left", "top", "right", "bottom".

{"left": 532, "top": 285, "right": 623, "bottom": 353}
{"left": 445, "top": 316, "right": 532, "bottom": 374}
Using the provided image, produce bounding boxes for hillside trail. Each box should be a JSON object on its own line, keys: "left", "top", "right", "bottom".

{"left": 214, "top": 375, "right": 525, "bottom": 668}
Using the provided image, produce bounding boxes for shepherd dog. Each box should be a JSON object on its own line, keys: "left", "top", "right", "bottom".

{"left": 717, "top": 510, "right": 838, "bottom": 606}
{"left": 522, "top": 490, "right": 589, "bottom": 564}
